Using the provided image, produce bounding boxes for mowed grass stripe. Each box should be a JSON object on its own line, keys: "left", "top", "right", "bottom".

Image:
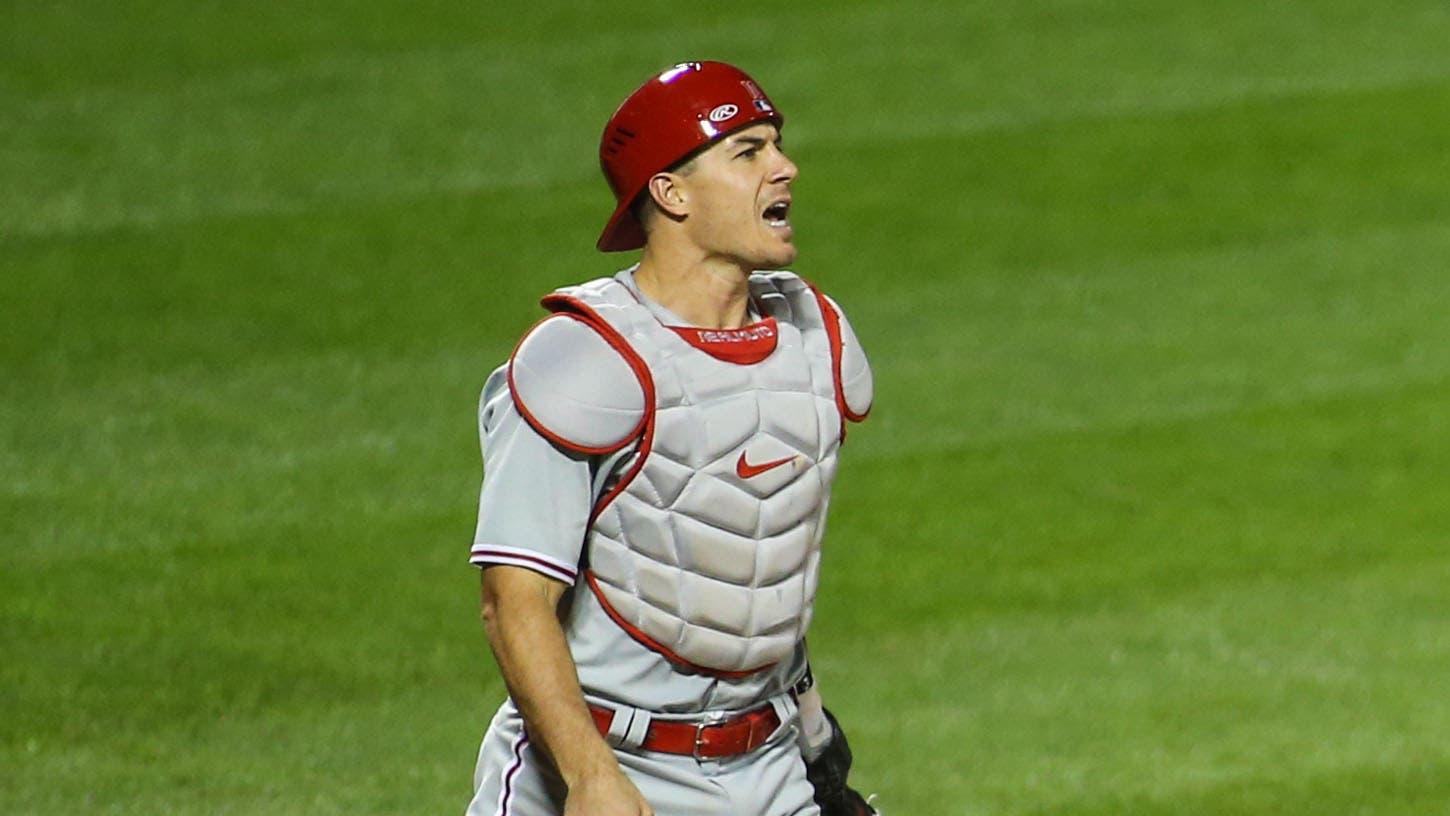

{"left": 5, "top": 76, "right": 1447, "bottom": 389}
{"left": 6, "top": 0, "right": 1448, "bottom": 100}
{"left": 5, "top": 63, "right": 1444, "bottom": 240}
{"left": 5, "top": 212, "right": 1448, "bottom": 565}
{"left": 3, "top": 686, "right": 488, "bottom": 815}
{"left": 5, "top": 215, "right": 1448, "bottom": 570}
{"left": 5, "top": 71, "right": 1446, "bottom": 241}
{"left": 844, "top": 563, "right": 1450, "bottom": 815}
{"left": 853, "top": 215, "right": 1450, "bottom": 462}
{"left": 803, "top": 77, "right": 1450, "bottom": 291}
{"left": 1021, "top": 761, "right": 1450, "bottom": 816}
{"left": 1, "top": 348, "right": 488, "bottom": 565}
{"left": 7, "top": 1, "right": 1450, "bottom": 238}
{"left": 824, "top": 376, "right": 1450, "bottom": 629}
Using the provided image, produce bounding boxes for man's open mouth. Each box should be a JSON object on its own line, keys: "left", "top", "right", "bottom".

{"left": 763, "top": 199, "right": 791, "bottom": 227}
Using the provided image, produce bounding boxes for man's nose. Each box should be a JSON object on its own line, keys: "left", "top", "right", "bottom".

{"left": 772, "top": 149, "right": 799, "bottom": 184}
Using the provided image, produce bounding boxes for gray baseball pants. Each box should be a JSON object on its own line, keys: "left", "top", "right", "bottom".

{"left": 465, "top": 699, "right": 822, "bottom": 816}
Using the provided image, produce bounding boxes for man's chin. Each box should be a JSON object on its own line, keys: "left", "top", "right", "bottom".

{"left": 724, "top": 242, "right": 797, "bottom": 271}
{"left": 762, "top": 244, "right": 798, "bottom": 269}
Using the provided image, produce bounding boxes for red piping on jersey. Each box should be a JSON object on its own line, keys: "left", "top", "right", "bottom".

{"left": 802, "top": 281, "right": 870, "bottom": 442}
{"left": 584, "top": 572, "right": 775, "bottom": 680}
{"left": 667, "top": 318, "right": 779, "bottom": 365}
{"left": 506, "top": 311, "right": 649, "bottom": 456}
{"left": 470, "top": 547, "right": 578, "bottom": 584}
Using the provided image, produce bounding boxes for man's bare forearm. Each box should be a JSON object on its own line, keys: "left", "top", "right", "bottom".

{"left": 479, "top": 566, "right": 618, "bottom": 786}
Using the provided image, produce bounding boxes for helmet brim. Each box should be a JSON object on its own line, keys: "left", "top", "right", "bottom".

{"left": 596, "top": 195, "right": 648, "bottom": 252}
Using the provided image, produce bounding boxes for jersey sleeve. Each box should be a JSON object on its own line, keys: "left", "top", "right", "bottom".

{"left": 469, "top": 364, "right": 593, "bottom": 585}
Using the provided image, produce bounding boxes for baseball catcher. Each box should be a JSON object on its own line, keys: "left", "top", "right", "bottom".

{"left": 464, "top": 61, "right": 878, "bottom": 816}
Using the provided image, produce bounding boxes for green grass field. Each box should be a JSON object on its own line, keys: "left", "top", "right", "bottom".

{"left": 5, "top": 2, "right": 1450, "bottom": 813}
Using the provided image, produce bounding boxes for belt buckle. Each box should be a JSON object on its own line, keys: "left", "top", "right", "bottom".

{"left": 691, "top": 712, "right": 729, "bottom": 761}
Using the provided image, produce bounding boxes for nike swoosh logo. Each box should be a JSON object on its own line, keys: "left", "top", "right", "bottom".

{"left": 736, "top": 451, "right": 796, "bottom": 479}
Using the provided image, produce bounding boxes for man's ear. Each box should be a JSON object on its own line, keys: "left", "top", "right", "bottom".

{"left": 646, "top": 172, "right": 689, "bottom": 219}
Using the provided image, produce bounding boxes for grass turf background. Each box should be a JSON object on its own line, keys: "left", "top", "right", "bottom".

{"left": 4, "top": 1, "right": 1450, "bottom": 813}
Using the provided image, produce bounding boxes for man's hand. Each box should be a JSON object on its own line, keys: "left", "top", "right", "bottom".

{"left": 481, "top": 567, "right": 652, "bottom": 815}
{"left": 563, "top": 766, "right": 654, "bottom": 816}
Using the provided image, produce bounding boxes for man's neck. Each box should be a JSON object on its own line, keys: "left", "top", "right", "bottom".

{"left": 633, "top": 245, "right": 753, "bottom": 330}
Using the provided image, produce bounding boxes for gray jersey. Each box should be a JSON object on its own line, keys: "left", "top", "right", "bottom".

{"left": 471, "top": 269, "right": 816, "bottom": 712}
{"left": 466, "top": 268, "right": 872, "bottom": 816}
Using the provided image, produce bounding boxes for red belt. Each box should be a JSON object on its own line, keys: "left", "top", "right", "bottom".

{"left": 588, "top": 703, "right": 781, "bottom": 759}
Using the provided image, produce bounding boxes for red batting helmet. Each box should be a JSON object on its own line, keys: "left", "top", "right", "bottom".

{"left": 596, "top": 61, "right": 784, "bottom": 252}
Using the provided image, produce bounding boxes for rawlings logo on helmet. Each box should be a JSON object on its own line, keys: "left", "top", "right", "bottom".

{"left": 708, "top": 103, "right": 739, "bottom": 122}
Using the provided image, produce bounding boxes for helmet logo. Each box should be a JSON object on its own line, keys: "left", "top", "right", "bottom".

{"left": 708, "top": 104, "right": 739, "bottom": 122}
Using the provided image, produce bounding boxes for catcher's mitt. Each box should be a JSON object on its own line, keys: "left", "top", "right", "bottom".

{"left": 805, "top": 708, "right": 879, "bottom": 816}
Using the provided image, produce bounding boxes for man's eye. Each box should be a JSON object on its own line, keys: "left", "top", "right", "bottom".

{"left": 738, "top": 148, "right": 758, "bottom": 159}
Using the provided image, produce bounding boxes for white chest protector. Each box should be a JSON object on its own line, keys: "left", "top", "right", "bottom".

{"left": 508, "top": 271, "right": 872, "bottom": 676}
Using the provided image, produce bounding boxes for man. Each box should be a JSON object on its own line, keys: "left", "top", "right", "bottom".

{"left": 465, "top": 61, "right": 878, "bottom": 816}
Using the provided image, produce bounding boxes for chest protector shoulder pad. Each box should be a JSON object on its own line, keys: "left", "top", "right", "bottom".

{"left": 508, "top": 312, "right": 648, "bottom": 454}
